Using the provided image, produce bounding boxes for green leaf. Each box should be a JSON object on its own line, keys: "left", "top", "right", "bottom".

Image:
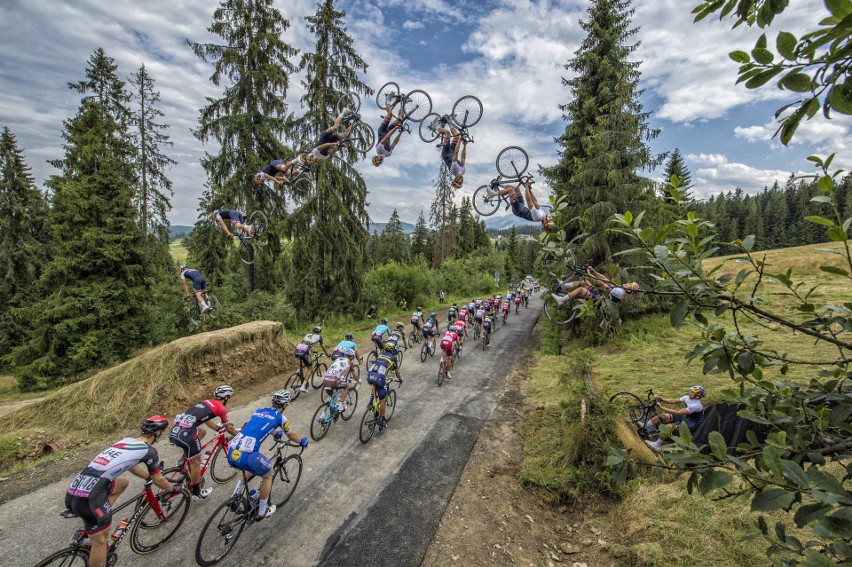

{"left": 624, "top": 210, "right": 633, "bottom": 226}
{"left": 745, "top": 67, "right": 782, "bottom": 89}
{"left": 805, "top": 215, "right": 835, "bottom": 226}
{"left": 743, "top": 234, "right": 756, "bottom": 251}
{"left": 738, "top": 410, "right": 772, "bottom": 425}
{"left": 751, "top": 489, "right": 795, "bottom": 512}
{"left": 699, "top": 469, "right": 733, "bottom": 494}
{"left": 780, "top": 72, "right": 813, "bottom": 92}
{"left": 811, "top": 195, "right": 833, "bottom": 203}
{"left": 820, "top": 265, "right": 849, "bottom": 276}
{"left": 781, "top": 460, "right": 809, "bottom": 488}
{"left": 751, "top": 47, "right": 774, "bottom": 64}
{"left": 826, "top": 0, "right": 852, "bottom": 18}
{"left": 827, "top": 226, "right": 847, "bottom": 241}
{"left": 776, "top": 31, "right": 797, "bottom": 59}
{"left": 756, "top": 33, "right": 768, "bottom": 49}
{"left": 708, "top": 431, "right": 728, "bottom": 459}
{"left": 794, "top": 502, "right": 831, "bottom": 528}
{"left": 829, "top": 83, "right": 852, "bottom": 115}
{"left": 729, "top": 50, "right": 751, "bottom": 63}
{"left": 671, "top": 300, "right": 690, "bottom": 329}
{"left": 802, "top": 550, "right": 836, "bottom": 566}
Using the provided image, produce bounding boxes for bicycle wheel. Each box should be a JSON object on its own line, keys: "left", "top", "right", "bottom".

{"left": 359, "top": 407, "right": 378, "bottom": 444}
{"left": 437, "top": 362, "right": 445, "bottom": 386}
{"left": 130, "top": 488, "right": 191, "bottom": 554}
{"left": 188, "top": 301, "right": 202, "bottom": 327}
{"left": 407, "top": 331, "right": 416, "bottom": 349}
{"left": 209, "top": 443, "right": 237, "bottom": 484}
{"left": 269, "top": 454, "right": 303, "bottom": 508}
{"left": 35, "top": 547, "right": 90, "bottom": 566}
{"left": 340, "top": 388, "right": 358, "bottom": 420}
{"left": 397, "top": 348, "right": 404, "bottom": 366}
{"left": 238, "top": 238, "right": 255, "bottom": 265}
{"left": 366, "top": 350, "right": 377, "bottom": 368}
{"left": 472, "top": 185, "right": 501, "bottom": 217}
{"left": 419, "top": 112, "right": 441, "bottom": 143}
{"left": 289, "top": 174, "right": 312, "bottom": 203}
{"left": 496, "top": 146, "right": 529, "bottom": 178}
{"left": 248, "top": 211, "right": 268, "bottom": 237}
{"left": 310, "top": 362, "right": 328, "bottom": 389}
{"left": 337, "top": 91, "right": 360, "bottom": 115}
{"left": 543, "top": 295, "right": 580, "bottom": 325}
{"left": 206, "top": 295, "right": 220, "bottom": 321}
{"left": 376, "top": 81, "right": 400, "bottom": 108}
{"left": 429, "top": 337, "right": 436, "bottom": 357}
{"left": 194, "top": 496, "right": 250, "bottom": 567}
{"left": 311, "top": 403, "right": 333, "bottom": 441}
{"left": 609, "top": 392, "right": 647, "bottom": 429}
{"left": 385, "top": 389, "right": 397, "bottom": 422}
{"left": 284, "top": 371, "right": 305, "bottom": 401}
{"left": 403, "top": 89, "right": 432, "bottom": 122}
{"left": 347, "top": 122, "right": 375, "bottom": 155}
{"left": 420, "top": 342, "right": 429, "bottom": 363}
{"left": 451, "top": 95, "right": 483, "bottom": 128}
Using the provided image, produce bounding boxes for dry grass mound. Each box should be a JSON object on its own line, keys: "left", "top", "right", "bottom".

{"left": 0, "top": 321, "right": 295, "bottom": 455}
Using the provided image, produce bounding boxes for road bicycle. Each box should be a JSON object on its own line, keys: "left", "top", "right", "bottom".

{"left": 359, "top": 379, "right": 400, "bottom": 444}
{"left": 375, "top": 81, "right": 433, "bottom": 122}
{"left": 420, "top": 333, "right": 437, "bottom": 362}
{"left": 283, "top": 352, "right": 328, "bottom": 400}
{"left": 407, "top": 327, "right": 423, "bottom": 348}
{"left": 234, "top": 211, "right": 268, "bottom": 265}
{"left": 37, "top": 474, "right": 191, "bottom": 566}
{"left": 437, "top": 345, "right": 459, "bottom": 386}
{"left": 419, "top": 95, "right": 483, "bottom": 143}
{"left": 334, "top": 92, "right": 376, "bottom": 156}
{"left": 163, "top": 425, "right": 237, "bottom": 488}
{"left": 311, "top": 379, "right": 359, "bottom": 441}
{"left": 185, "top": 291, "right": 220, "bottom": 327}
{"left": 609, "top": 389, "right": 661, "bottom": 441}
{"left": 194, "top": 442, "right": 304, "bottom": 567}
{"left": 472, "top": 321, "right": 481, "bottom": 341}
{"left": 482, "top": 327, "right": 491, "bottom": 351}
{"left": 472, "top": 146, "right": 532, "bottom": 217}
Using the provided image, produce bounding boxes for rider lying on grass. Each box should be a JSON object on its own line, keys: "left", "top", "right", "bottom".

{"left": 644, "top": 386, "right": 707, "bottom": 452}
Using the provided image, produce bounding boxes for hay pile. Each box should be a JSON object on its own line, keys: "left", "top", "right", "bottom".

{"left": 1, "top": 321, "right": 295, "bottom": 442}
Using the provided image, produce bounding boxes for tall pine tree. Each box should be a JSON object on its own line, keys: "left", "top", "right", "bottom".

{"left": 129, "top": 64, "right": 175, "bottom": 237}
{"left": 13, "top": 75, "right": 150, "bottom": 382}
{"left": 411, "top": 211, "right": 432, "bottom": 263}
{"left": 430, "top": 162, "right": 456, "bottom": 268}
{"left": 542, "top": 0, "right": 661, "bottom": 264}
{"left": 376, "top": 209, "right": 410, "bottom": 264}
{"left": 286, "top": 0, "right": 371, "bottom": 317}
{"left": 189, "top": 0, "right": 299, "bottom": 292}
{"left": 0, "top": 128, "right": 50, "bottom": 372}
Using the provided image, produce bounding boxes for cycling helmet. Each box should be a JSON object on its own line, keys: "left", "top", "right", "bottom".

{"left": 690, "top": 385, "right": 707, "bottom": 398}
{"left": 383, "top": 340, "right": 396, "bottom": 352}
{"left": 381, "top": 318, "right": 388, "bottom": 325}
{"left": 452, "top": 176, "right": 463, "bottom": 189}
{"left": 313, "top": 326, "right": 322, "bottom": 334}
{"left": 179, "top": 264, "right": 188, "bottom": 271}
{"left": 140, "top": 415, "right": 169, "bottom": 435}
{"left": 416, "top": 306, "right": 422, "bottom": 311}
{"left": 343, "top": 348, "right": 356, "bottom": 357}
{"left": 372, "top": 155, "right": 383, "bottom": 167}
{"left": 396, "top": 322, "right": 404, "bottom": 329}
{"left": 272, "top": 389, "right": 292, "bottom": 406}
{"left": 213, "top": 384, "right": 234, "bottom": 400}
{"left": 430, "top": 312, "right": 436, "bottom": 317}
{"left": 345, "top": 333, "right": 354, "bottom": 341}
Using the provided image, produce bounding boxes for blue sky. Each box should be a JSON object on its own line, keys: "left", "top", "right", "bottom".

{"left": 0, "top": 0, "right": 845, "bottom": 226}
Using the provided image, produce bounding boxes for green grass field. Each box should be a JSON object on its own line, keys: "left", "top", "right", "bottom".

{"left": 169, "top": 238, "right": 188, "bottom": 262}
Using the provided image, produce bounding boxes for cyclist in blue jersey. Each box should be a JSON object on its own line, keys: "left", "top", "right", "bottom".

{"left": 180, "top": 265, "right": 211, "bottom": 313}
{"left": 367, "top": 343, "right": 404, "bottom": 430}
{"left": 213, "top": 208, "right": 255, "bottom": 240}
{"left": 387, "top": 322, "right": 407, "bottom": 353}
{"left": 294, "top": 326, "right": 330, "bottom": 393}
{"left": 421, "top": 311, "right": 439, "bottom": 340}
{"left": 371, "top": 318, "right": 390, "bottom": 352}
{"left": 227, "top": 390, "right": 307, "bottom": 520}
{"left": 332, "top": 333, "right": 363, "bottom": 365}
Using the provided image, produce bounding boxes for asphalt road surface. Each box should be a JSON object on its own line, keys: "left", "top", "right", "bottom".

{"left": 4, "top": 299, "right": 541, "bottom": 567}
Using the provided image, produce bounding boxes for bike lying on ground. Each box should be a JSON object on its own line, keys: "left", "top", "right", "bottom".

{"left": 609, "top": 388, "right": 661, "bottom": 441}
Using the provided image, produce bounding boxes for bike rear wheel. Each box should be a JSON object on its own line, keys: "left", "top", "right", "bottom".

{"left": 472, "top": 185, "right": 501, "bottom": 217}
{"left": 270, "top": 454, "right": 303, "bottom": 508}
{"left": 385, "top": 389, "right": 397, "bottom": 422}
{"left": 340, "top": 388, "right": 358, "bottom": 421}
{"left": 609, "top": 392, "right": 650, "bottom": 436}
{"left": 209, "top": 442, "right": 237, "bottom": 484}
{"left": 205, "top": 295, "right": 220, "bottom": 323}
{"left": 130, "top": 488, "right": 191, "bottom": 554}
{"left": 419, "top": 113, "right": 441, "bottom": 143}
{"left": 195, "top": 496, "right": 250, "bottom": 567}
{"left": 347, "top": 122, "right": 375, "bottom": 155}
{"left": 284, "top": 371, "right": 305, "bottom": 401}
{"left": 429, "top": 337, "right": 436, "bottom": 357}
{"left": 420, "top": 341, "right": 429, "bottom": 363}
{"left": 376, "top": 81, "right": 400, "bottom": 108}
{"left": 366, "top": 350, "right": 377, "bottom": 368}
{"left": 248, "top": 211, "right": 268, "bottom": 237}
{"left": 35, "top": 547, "right": 90, "bottom": 566}
{"left": 403, "top": 89, "right": 432, "bottom": 122}
{"left": 451, "top": 95, "right": 483, "bottom": 128}
{"left": 310, "top": 362, "right": 328, "bottom": 390}
{"left": 437, "top": 360, "right": 445, "bottom": 386}
{"left": 311, "top": 403, "right": 333, "bottom": 441}
{"left": 238, "top": 238, "right": 255, "bottom": 265}
{"left": 482, "top": 334, "right": 487, "bottom": 351}
{"left": 359, "top": 406, "right": 378, "bottom": 444}
{"left": 496, "top": 146, "right": 529, "bottom": 178}
{"left": 543, "top": 295, "right": 579, "bottom": 325}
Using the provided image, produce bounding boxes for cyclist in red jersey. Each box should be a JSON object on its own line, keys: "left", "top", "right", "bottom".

{"left": 439, "top": 329, "right": 460, "bottom": 380}
{"left": 169, "top": 385, "right": 240, "bottom": 500}
{"left": 451, "top": 318, "right": 468, "bottom": 345}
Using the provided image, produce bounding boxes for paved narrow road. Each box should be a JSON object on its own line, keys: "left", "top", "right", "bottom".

{"left": 3, "top": 299, "right": 541, "bottom": 567}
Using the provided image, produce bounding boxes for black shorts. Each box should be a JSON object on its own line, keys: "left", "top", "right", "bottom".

{"left": 169, "top": 426, "right": 202, "bottom": 461}
{"left": 65, "top": 484, "right": 113, "bottom": 535}
{"left": 317, "top": 130, "right": 340, "bottom": 154}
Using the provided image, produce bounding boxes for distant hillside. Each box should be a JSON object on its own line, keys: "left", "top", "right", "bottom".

{"left": 169, "top": 225, "right": 193, "bottom": 240}
{"left": 367, "top": 221, "right": 416, "bottom": 234}
{"left": 484, "top": 214, "right": 526, "bottom": 231}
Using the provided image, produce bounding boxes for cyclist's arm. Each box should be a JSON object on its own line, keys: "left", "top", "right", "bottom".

{"left": 315, "top": 142, "right": 337, "bottom": 153}
{"left": 181, "top": 279, "right": 189, "bottom": 295}
{"left": 285, "top": 428, "right": 301, "bottom": 444}
{"left": 151, "top": 471, "right": 177, "bottom": 492}
{"left": 129, "top": 463, "right": 176, "bottom": 492}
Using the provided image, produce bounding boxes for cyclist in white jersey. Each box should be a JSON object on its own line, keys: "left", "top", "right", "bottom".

{"left": 322, "top": 349, "right": 359, "bottom": 412}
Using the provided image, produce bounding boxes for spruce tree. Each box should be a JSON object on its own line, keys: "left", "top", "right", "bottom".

{"left": 455, "top": 197, "right": 476, "bottom": 258}
{"left": 542, "top": 0, "right": 661, "bottom": 264}
{"left": 0, "top": 128, "right": 50, "bottom": 371}
{"left": 286, "top": 0, "right": 372, "bottom": 317}
{"left": 411, "top": 211, "right": 432, "bottom": 262}
{"left": 68, "top": 48, "right": 132, "bottom": 126}
{"left": 662, "top": 147, "right": 693, "bottom": 204}
{"left": 189, "top": 0, "right": 299, "bottom": 292}
{"left": 12, "top": 97, "right": 149, "bottom": 383}
{"left": 376, "top": 209, "right": 410, "bottom": 264}
{"left": 430, "top": 162, "right": 456, "bottom": 268}
{"left": 129, "top": 64, "right": 176, "bottom": 237}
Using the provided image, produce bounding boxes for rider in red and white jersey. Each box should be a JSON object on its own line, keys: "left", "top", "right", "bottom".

{"left": 439, "top": 329, "right": 460, "bottom": 380}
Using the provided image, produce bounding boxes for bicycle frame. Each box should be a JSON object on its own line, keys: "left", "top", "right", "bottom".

{"left": 173, "top": 429, "right": 227, "bottom": 479}
{"left": 107, "top": 478, "right": 174, "bottom": 552}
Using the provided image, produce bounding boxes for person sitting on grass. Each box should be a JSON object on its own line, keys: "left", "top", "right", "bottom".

{"left": 644, "top": 385, "right": 707, "bottom": 452}
{"left": 552, "top": 266, "right": 639, "bottom": 306}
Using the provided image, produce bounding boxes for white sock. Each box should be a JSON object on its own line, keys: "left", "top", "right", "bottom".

{"left": 258, "top": 499, "right": 268, "bottom": 516}
{"left": 232, "top": 480, "right": 243, "bottom": 497}
{"left": 201, "top": 301, "right": 209, "bottom": 310}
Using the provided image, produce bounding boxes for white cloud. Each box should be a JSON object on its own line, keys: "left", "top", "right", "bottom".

{"left": 686, "top": 153, "right": 806, "bottom": 199}
{"left": 403, "top": 20, "right": 424, "bottom": 30}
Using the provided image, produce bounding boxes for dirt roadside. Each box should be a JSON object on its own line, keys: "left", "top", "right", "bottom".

{"left": 422, "top": 319, "right": 622, "bottom": 567}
